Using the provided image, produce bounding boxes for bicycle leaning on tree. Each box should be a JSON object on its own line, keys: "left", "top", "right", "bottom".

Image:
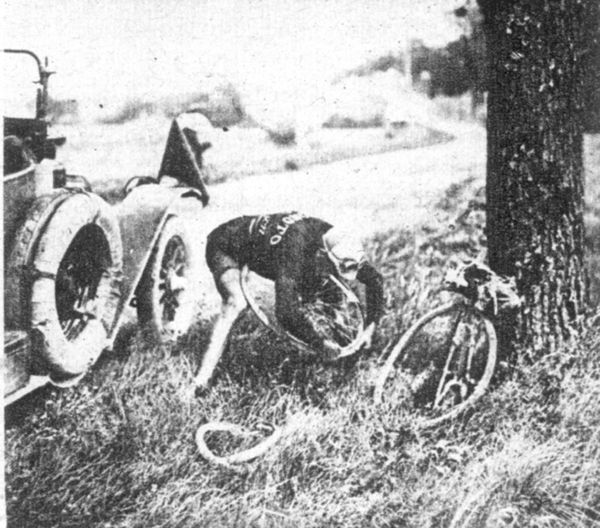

{"left": 374, "top": 260, "right": 521, "bottom": 428}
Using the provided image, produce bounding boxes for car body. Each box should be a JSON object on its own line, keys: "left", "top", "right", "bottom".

{"left": 3, "top": 49, "right": 211, "bottom": 404}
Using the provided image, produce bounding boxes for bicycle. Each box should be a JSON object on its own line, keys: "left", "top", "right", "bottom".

{"left": 374, "top": 260, "right": 520, "bottom": 428}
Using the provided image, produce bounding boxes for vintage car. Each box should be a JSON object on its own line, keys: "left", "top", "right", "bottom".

{"left": 3, "top": 49, "right": 211, "bottom": 404}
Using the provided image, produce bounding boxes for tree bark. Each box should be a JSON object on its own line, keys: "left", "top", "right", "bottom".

{"left": 479, "top": 0, "right": 588, "bottom": 358}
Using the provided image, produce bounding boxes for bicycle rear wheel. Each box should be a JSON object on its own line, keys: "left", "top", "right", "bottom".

{"left": 374, "top": 301, "right": 496, "bottom": 427}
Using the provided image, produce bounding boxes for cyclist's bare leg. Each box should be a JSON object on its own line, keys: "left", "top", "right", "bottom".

{"left": 194, "top": 269, "right": 248, "bottom": 391}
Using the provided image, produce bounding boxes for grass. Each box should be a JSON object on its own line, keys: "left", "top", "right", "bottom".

{"left": 6, "top": 330, "right": 600, "bottom": 527}
{"left": 6, "top": 140, "right": 600, "bottom": 526}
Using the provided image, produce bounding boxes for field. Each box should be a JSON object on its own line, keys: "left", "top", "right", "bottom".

{"left": 4, "top": 117, "right": 600, "bottom": 527}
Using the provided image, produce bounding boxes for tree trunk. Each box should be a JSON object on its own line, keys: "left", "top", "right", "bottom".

{"left": 479, "top": 0, "right": 588, "bottom": 359}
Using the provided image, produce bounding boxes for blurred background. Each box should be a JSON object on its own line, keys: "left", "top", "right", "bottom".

{"left": 4, "top": 0, "right": 466, "bottom": 124}
{"left": 3, "top": 0, "right": 598, "bottom": 186}
{"left": 3, "top": 0, "right": 492, "bottom": 186}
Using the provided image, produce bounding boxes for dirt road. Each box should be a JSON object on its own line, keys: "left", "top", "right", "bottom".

{"left": 207, "top": 121, "right": 483, "bottom": 233}
{"left": 181, "top": 121, "right": 486, "bottom": 313}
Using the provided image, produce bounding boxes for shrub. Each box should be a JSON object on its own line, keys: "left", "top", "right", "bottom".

{"left": 160, "top": 82, "right": 246, "bottom": 128}
{"left": 47, "top": 96, "right": 79, "bottom": 124}
{"left": 265, "top": 125, "right": 297, "bottom": 146}
{"left": 98, "top": 98, "right": 156, "bottom": 125}
{"left": 323, "top": 114, "right": 384, "bottom": 129}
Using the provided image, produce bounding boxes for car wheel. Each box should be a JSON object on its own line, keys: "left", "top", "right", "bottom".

{"left": 137, "top": 215, "right": 198, "bottom": 343}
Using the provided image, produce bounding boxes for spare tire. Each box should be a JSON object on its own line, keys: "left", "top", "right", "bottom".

{"left": 29, "top": 192, "right": 122, "bottom": 379}
{"left": 5, "top": 189, "right": 73, "bottom": 331}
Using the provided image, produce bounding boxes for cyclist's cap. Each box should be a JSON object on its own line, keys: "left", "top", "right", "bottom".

{"left": 323, "top": 227, "right": 365, "bottom": 266}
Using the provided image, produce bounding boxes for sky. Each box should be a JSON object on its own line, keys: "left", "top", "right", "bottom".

{"left": 2, "top": 0, "right": 462, "bottom": 118}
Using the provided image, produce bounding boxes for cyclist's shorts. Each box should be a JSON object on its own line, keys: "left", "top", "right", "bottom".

{"left": 206, "top": 247, "right": 239, "bottom": 278}
{"left": 205, "top": 221, "right": 245, "bottom": 277}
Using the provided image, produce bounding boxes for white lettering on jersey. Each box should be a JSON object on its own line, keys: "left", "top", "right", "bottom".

{"left": 269, "top": 212, "right": 305, "bottom": 245}
{"left": 250, "top": 215, "right": 271, "bottom": 236}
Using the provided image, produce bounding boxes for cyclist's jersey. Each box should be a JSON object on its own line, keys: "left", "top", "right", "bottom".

{"left": 206, "top": 212, "right": 384, "bottom": 348}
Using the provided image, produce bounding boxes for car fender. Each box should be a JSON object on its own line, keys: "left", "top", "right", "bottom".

{"left": 111, "top": 182, "right": 206, "bottom": 338}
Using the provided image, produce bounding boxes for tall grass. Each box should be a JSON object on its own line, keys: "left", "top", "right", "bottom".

{"left": 6, "top": 172, "right": 600, "bottom": 527}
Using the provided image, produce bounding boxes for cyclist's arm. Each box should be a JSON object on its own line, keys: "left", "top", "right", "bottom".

{"left": 356, "top": 262, "right": 385, "bottom": 326}
{"left": 275, "top": 269, "right": 328, "bottom": 350}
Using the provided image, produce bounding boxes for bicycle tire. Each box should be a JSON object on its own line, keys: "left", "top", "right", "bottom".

{"left": 196, "top": 421, "right": 283, "bottom": 467}
{"left": 240, "top": 265, "right": 365, "bottom": 358}
{"left": 374, "top": 301, "right": 497, "bottom": 428}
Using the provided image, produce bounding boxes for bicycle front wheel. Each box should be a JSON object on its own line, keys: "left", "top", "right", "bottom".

{"left": 374, "top": 301, "right": 497, "bottom": 427}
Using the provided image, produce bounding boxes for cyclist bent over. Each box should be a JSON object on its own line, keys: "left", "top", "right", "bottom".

{"left": 193, "top": 212, "right": 384, "bottom": 391}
